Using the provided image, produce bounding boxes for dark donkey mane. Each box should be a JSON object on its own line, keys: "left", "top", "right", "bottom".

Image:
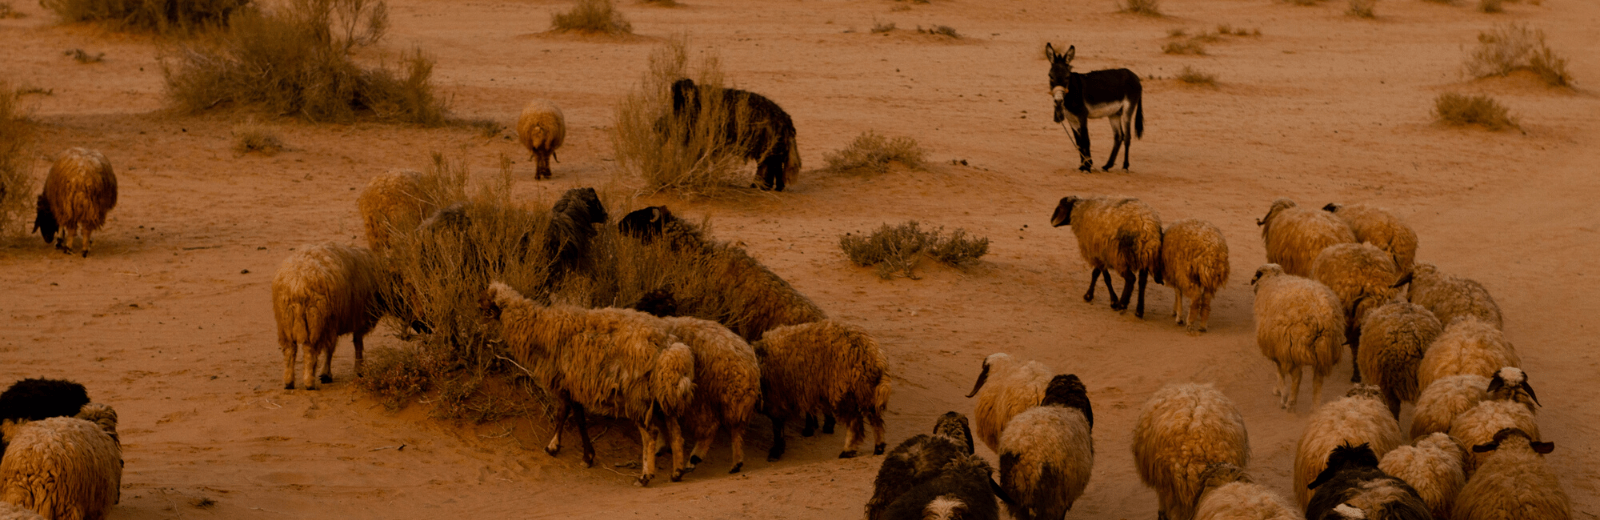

{"left": 1046, "top": 43, "right": 1145, "bottom": 172}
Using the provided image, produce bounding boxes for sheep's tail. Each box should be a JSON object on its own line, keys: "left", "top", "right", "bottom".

{"left": 1134, "top": 97, "right": 1144, "bottom": 139}
{"left": 871, "top": 373, "right": 893, "bottom": 415}
{"left": 782, "top": 131, "right": 801, "bottom": 185}
{"left": 653, "top": 343, "right": 696, "bottom": 415}
{"left": 285, "top": 300, "right": 313, "bottom": 345}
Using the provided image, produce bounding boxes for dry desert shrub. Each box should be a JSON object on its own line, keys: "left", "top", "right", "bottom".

{"left": 232, "top": 119, "right": 284, "bottom": 155}
{"left": 550, "top": 0, "right": 631, "bottom": 34}
{"left": 65, "top": 48, "right": 105, "bottom": 63}
{"left": 1348, "top": 0, "right": 1377, "bottom": 17}
{"left": 0, "top": 3, "right": 23, "bottom": 18}
{"left": 1478, "top": 0, "right": 1502, "bottom": 12}
{"left": 40, "top": 0, "right": 246, "bottom": 33}
{"left": 840, "top": 221, "right": 990, "bottom": 279}
{"left": 823, "top": 130, "right": 924, "bottom": 174}
{"left": 1466, "top": 23, "right": 1571, "bottom": 87}
{"left": 0, "top": 83, "right": 36, "bottom": 237}
{"left": 1120, "top": 0, "right": 1161, "bottom": 16}
{"left": 1434, "top": 93, "right": 1515, "bottom": 130}
{"left": 1176, "top": 66, "right": 1216, "bottom": 85}
{"left": 871, "top": 21, "right": 895, "bottom": 33}
{"left": 1162, "top": 39, "right": 1205, "bottom": 55}
{"left": 917, "top": 25, "right": 959, "bottom": 38}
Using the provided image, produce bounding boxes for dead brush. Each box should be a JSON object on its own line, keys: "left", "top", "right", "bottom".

{"left": 1466, "top": 23, "right": 1572, "bottom": 87}
{"left": 1175, "top": 66, "right": 1216, "bottom": 86}
{"left": 65, "top": 48, "right": 104, "bottom": 63}
{"left": 40, "top": 0, "right": 247, "bottom": 33}
{"left": 840, "top": 221, "right": 990, "bottom": 279}
{"left": 232, "top": 119, "right": 285, "bottom": 155}
{"left": 550, "top": 0, "right": 631, "bottom": 34}
{"left": 1120, "top": 0, "right": 1161, "bottom": 16}
{"left": 823, "top": 130, "right": 924, "bottom": 174}
{"left": 0, "top": 81, "right": 35, "bottom": 237}
{"left": 0, "top": 3, "right": 23, "bottom": 18}
{"left": 871, "top": 20, "right": 895, "bottom": 34}
{"left": 1162, "top": 39, "right": 1205, "bottom": 55}
{"left": 917, "top": 25, "right": 959, "bottom": 38}
{"left": 1434, "top": 93, "right": 1516, "bottom": 130}
{"left": 1348, "top": 0, "right": 1377, "bottom": 18}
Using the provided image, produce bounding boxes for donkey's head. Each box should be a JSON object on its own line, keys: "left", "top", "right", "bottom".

{"left": 1045, "top": 43, "right": 1076, "bottom": 123}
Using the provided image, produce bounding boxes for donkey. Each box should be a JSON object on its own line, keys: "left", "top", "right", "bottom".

{"left": 1046, "top": 43, "right": 1144, "bottom": 172}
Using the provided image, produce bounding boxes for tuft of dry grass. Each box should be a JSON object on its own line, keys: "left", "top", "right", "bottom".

{"left": 0, "top": 82, "right": 36, "bottom": 237}
{"left": 550, "top": 0, "right": 631, "bottom": 34}
{"left": 232, "top": 119, "right": 285, "bottom": 155}
{"left": 871, "top": 21, "right": 895, "bottom": 33}
{"left": 917, "top": 25, "right": 959, "bottom": 38}
{"left": 65, "top": 48, "right": 105, "bottom": 63}
{"left": 40, "top": 0, "right": 247, "bottom": 33}
{"left": 840, "top": 221, "right": 990, "bottom": 279}
{"left": 1176, "top": 66, "right": 1216, "bottom": 86}
{"left": 1466, "top": 23, "right": 1572, "bottom": 87}
{"left": 823, "top": 130, "right": 925, "bottom": 174}
{"left": 1348, "top": 0, "right": 1376, "bottom": 18}
{"left": 1120, "top": 0, "right": 1161, "bottom": 16}
{"left": 1162, "top": 40, "right": 1205, "bottom": 55}
{"left": 1434, "top": 93, "right": 1515, "bottom": 130}
{"left": 1478, "top": 0, "right": 1502, "bottom": 12}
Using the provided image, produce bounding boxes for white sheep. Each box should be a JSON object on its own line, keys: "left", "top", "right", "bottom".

{"left": 754, "top": 320, "right": 891, "bottom": 460}
{"left": 1378, "top": 432, "right": 1466, "bottom": 520}
{"left": 1050, "top": 195, "right": 1164, "bottom": 318}
{"left": 1357, "top": 301, "right": 1443, "bottom": 417}
{"left": 965, "top": 353, "right": 1050, "bottom": 454}
{"left": 1256, "top": 198, "right": 1355, "bottom": 277}
{"left": 1322, "top": 203, "right": 1418, "bottom": 276}
{"left": 657, "top": 316, "right": 761, "bottom": 475}
{"left": 1132, "top": 383, "right": 1250, "bottom": 520}
{"left": 1293, "top": 385, "right": 1403, "bottom": 507}
{"left": 0, "top": 411, "right": 121, "bottom": 520}
{"left": 1409, "top": 374, "right": 1490, "bottom": 440}
{"left": 1311, "top": 242, "right": 1401, "bottom": 383}
{"left": 517, "top": 99, "right": 566, "bottom": 180}
{"left": 357, "top": 170, "right": 454, "bottom": 254}
{"left": 1415, "top": 317, "right": 1519, "bottom": 392}
{"left": 1158, "top": 218, "right": 1231, "bottom": 332}
{"left": 33, "top": 148, "right": 117, "bottom": 257}
{"left": 1449, "top": 400, "right": 1539, "bottom": 475}
{"left": 1250, "top": 264, "right": 1346, "bottom": 410}
{"left": 1451, "top": 428, "right": 1570, "bottom": 520}
{"left": 1190, "top": 463, "right": 1301, "bottom": 520}
{"left": 271, "top": 243, "right": 389, "bottom": 390}
{"left": 1398, "top": 263, "right": 1503, "bottom": 330}
{"left": 997, "top": 375, "right": 1094, "bottom": 520}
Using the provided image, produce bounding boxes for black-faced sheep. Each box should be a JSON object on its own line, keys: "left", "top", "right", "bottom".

{"left": 1157, "top": 218, "right": 1230, "bottom": 332}
{"left": 1311, "top": 242, "right": 1402, "bottom": 383}
{"left": 357, "top": 170, "right": 449, "bottom": 254}
{"left": 1415, "top": 317, "right": 1519, "bottom": 393}
{"left": 1251, "top": 264, "right": 1346, "bottom": 410}
{"left": 879, "top": 453, "right": 1001, "bottom": 520}
{"left": 966, "top": 353, "right": 1051, "bottom": 454}
{"left": 1322, "top": 203, "right": 1418, "bottom": 276}
{"left": 1132, "top": 383, "right": 1250, "bottom": 520}
{"left": 655, "top": 316, "right": 761, "bottom": 475}
{"left": 1409, "top": 374, "right": 1490, "bottom": 441}
{"left": 1305, "top": 442, "right": 1431, "bottom": 520}
{"left": 1452, "top": 429, "right": 1570, "bottom": 520}
{"left": 271, "top": 243, "right": 390, "bottom": 390}
{"left": 1257, "top": 199, "right": 1356, "bottom": 277}
{"left": 1482, "top": 366, "right": 1539, "bottom": 410}
{"left": 866, "top": 412, "right": 976, "bottom": 520}
{"left": 1378, "top": 432, "right": 1466, "bottom": 520}
{"left": 617, "top": 206, "right": 710, "bottom": 253}
{"left": 33, "top": 148, "right": 117, "bottom": 257}
{"left": 665, "top": 78, "right": 801, "bottom": 192}
{"left": 1191, "top": 463, "right": 1301, "bottom": 520}
{"left": 998, "top": 375, "right": 1094, "bottom": 520}
{"left": 1357, "top": 301, "right": 1443, "bottom": 417}
{"left": 517, "top": 99, "right": 566, "bottom": 180}
{"left": 1395, "top": 264, "right": 1502, "bottom": 330}
{"left": 480, "top": 282, "right": 695, "bottom": 486}
{"left": 1050, "top": 195, "right": 1164, "bottom": 318}
{"left": 535, "top": 187, "right": 608, "bottom": 283}
{"left": 1293, "top": 385, "right": 1404, "bottom": 507}
{"left": 0, "top": 379, "right": 91, "bottom": 463}
{"left": 753, "top": 320, "right": 890, "bottom": 461}
{"left": 0, "top": 411, "right": 121, "bottom": 520}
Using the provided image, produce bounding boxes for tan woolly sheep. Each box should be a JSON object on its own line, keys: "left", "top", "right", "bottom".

{"left": 1250, "top": 264, "right": 1346, "bottom": 410}
{"left": 33, "top": 148, "right": 117, "bottom": 257}
{"left": 1293, "top": 385, "right": 1404, "bottom": 507}
{"left": 753, "top": 320, "right": 891, "bottom": 461}
{"left": 517, "top": 99, "right": 566, "bottom": 180}
{"left": 272, "top": 243, "right": 390, "bottom": 390}
{"left": 655, "top": 316, "right": 760, "bottom": 475}
{"left": 480, "top": 282, "right": 695, "bottom": 486}
{"left": 0, "top": 502, "right": 44, "bottom": 520}
{"left": 357, "top": 170, "right": 454, "bottom": 254}
{"left": 1449, "top": 400, "right": 1539, "bottom": 475}
{"left": 1416, "top": 317, "right": 1519, "bottom": 392}
{"left": 1398, "top": 264, "right": 1503, "bottom": 330}
{"left": 1357, "top": 301, "right": 1443, "bottom": 417}
{"left": 1311, "top": 242, "right": 1402, "bottom": 383}
{"left": 1190, "top": 463, "right": 1301, "bottom": 520}
{"left": 1256, "top": 199, "right": 1356, "bottom": 277}
{"left": 1452, "top": 429, "right": 1570, "bottom": 520}
{"left": 1132, "top": 383, "right": 1250, "bottom": 520}
{"left": 1410, "top": 374, "right": 1490, "bottom": 441}
{"left": 1158, "top": 218, "right": 1230, "bottom": 332}
{"left": 998, "top": 375, "right": 1094, "bottom": 520}
{"left": 1322, "top": 203, "right": 1418, "bottom": 276}
{"left": 1050, "top": 195, "right": 1164, "bottom": 318}
{"left": 1378, "top": 432, "right": 1466, "bottom": 520}
{"left": 0, "top": 413, "right": 121, "bottom": 520}
{"left": 965, "top": 353, "right": 1051, "bottom": 454}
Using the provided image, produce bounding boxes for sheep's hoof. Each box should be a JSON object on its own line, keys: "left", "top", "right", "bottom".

{"left": 689, "top": 455, "right": 702, "bottom": 465}
{"left": 821, "top": 419, "right": 835, "bottom": 435}
{"left": 873, "top": 443, "right": 886, "bottom": 455}
{"left": 581, "top": 452, "right": 594, "bottom": 468}
{"left": 767, "top": 446, "right": 784, "bottom": 462}
{"left": 728, "top": 462, "right": 742, "bottom": 474}
{"left": 82, "top": 249, "right": 90, "bottom": 258}
{"left": 284, "top": 383, "right": 294, "bottom": 390}
{"left": 1350, "top": 373, "right": 1362, "bottom": 383}
{"left": 635, "top": 475, "right": 652, "bottom": 487}
{"left": 656, "top": 446, "right": 671, "bottom": 457}
{"left": 839, "top": 450, "right": 858, "bottom": 459}
{"left": 800, "top": 426, "right": 815, "bottom": 437}
{"left": 670, "top": 469, "right": 685, "bottom": 482}
{"left": 319, "top": 374, "right": 333, "bottom": 384}
{"left": 544, "top": 445, "right": 560, "bottom": 457}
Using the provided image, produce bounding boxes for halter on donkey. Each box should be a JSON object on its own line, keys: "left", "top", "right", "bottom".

{"left": 1046, "top": 44, "right": 1144, "bottom": 172}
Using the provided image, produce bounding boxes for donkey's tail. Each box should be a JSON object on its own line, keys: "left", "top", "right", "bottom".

{"left": 1134, "top": 98, "right": 1144, "bottom": 139}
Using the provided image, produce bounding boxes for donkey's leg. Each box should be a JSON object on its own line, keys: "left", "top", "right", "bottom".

{"left": 1073, "top": 123, "right": 1093, "bottom": 172}
{"left": 1102, "top": 116, "right": 1125, "bottom": 171}
{"left": 1121, "top": 116, "right": 1134, "bottom": 170}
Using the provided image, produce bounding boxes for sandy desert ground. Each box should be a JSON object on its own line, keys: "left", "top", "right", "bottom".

{"left": 2, "top": 0, "right": 1598, "bottom": 517}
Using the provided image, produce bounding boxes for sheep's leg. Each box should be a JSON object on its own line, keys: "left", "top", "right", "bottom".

{"left": 1383, "top": 390, "right": 1402, "bottom": 419}
{"left": 1083, "top": 267, "right": 1103, "bottom": 302}
{"left": 81, "top": 228, "right": 93, "bottom": 257}
{"left": 1113, "top": 271, "right": 1135, "bottom": 312}
{"left": 280, "top": 339, "right": 298, "bottom": 390}
{"left": 1101, "top": 269, "right": 1116, "bottom": 301}
{"left": 535, "top": 151, "right": 552, "bottom": 180}
{"left": 1172, "top": 287, "right": 1185, "bottom": 326}
{"left": 1193, "top": 291, "right": 1213, "bottom": 332}
{"left": 351, "top": 331, "right": 366, "bottom": 378}
{"left": 572, "top": 403, "right": 595, "bottom": 468}
{"left": 1287, "top": 366, "right": 1304, "bottom": 410}
{"left": 726, "top": 422, "right": 746, "bottom": 473}
{"left": 1134, "top": 268, "right": 1149, "bottom": 318}
{"left": 636, "top": 421, "right": 659, "bottom": 487}
{"left": 801, "top": 414, "right": 817, "bottom": 437}
{"left": 868, "top": 411, "right": 887, "bottom": 456}
{"left": 821, "top": 413, "right": 835, "bottom": 435}
{"left": 766, "top": 414, "right": 787, "bottom": 462}
{"left": 301, "top": 342, "right": 320, "bottom": 390}
{"left": 1310, "top": 369, "right": 1325, "bottom": 409}
{"left": 545, "top": 396, "right": 571, "bottom": 457}
{"left": 666, "top": 415, "right": 687, "bottom": 482}
{"left": 318, "top": 339, "right": 335, "bottom": 384}
{"left": 1348, "top": 325, "right": 1363, "bottom": 383}
{"left": 838, "top": 414, "right": 865, "bottom": 459}
{"left": 688, "top": 435, "right": 712, "bottom": 469}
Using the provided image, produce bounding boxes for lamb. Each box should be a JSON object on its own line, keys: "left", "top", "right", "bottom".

{"left": 879, "top": 452, "right": 1001, "bottom": 520}
{"left": 1409, "top": 374, "right": 1490, "bottom": 440}
{"left": 997, "top": 374, "right": 1095, "bottom": 520}
{"left": 1190, "top": 463, "right": 1301, "bottom": 520}
{"left": 1322, "top": 203, "right": 1418, "bottom": 276}
{"left": 1395, "top": 264, "right": 1503, "bottom": 330}
{"left": 1305, "top": 442, "right": 1431, "bottom": 520}
{"left": 664, "top": 78, "right": 801, "bottom": 191}
{"left": 866, "top": 412, "right": 976, "bottom": 520}
{"left": 1378, "top": 432, "right": 1466, "bottom": 520}
{"left": 1293, "top": 385, "right": 1404, "bottom": 507}
{"left": 516, "top": 99, "right": 566, "bottom": 180}
{"left": 271, "top": 243, "right": 390, "bottom": 390}
{"left": 654, "top": 315, "right": 761, "bottom": 475}
{"left": 1250, "top": 264, "right": 1346, "bottom": 410}
{"left": 0, "top": 413, "right": 122, "bottom": 520}
{"left": 33, "top": 148, "right": 117, "bottom": 257}
{"left": 357, "top": 170, "right": 450, "bottom": 254}
{"left": 965, "top": 353, "right": 1051, "bottom": 454}
{"left": 1449, "top": 400, "right": 1539, "bottom": 475}
{"left": 753, "top": 320, "right": 890, "bottom": 461}
{"left": 1256, "top": 199, "right": 1356, "bottom": 277}
{"left": 1311, "top": 242, "right": 1402, "bottom": 383}
{"left": 1415, "top": 317, "right": 1519, "bottom": 392}
{"left": 1132, "top": 383, "right": 1251, "bottom": 520}
{"left": 1451, "top": 429, "right": 1570, "bottom": 520}
{"left": 1049, "top": 195, "right": 1164, "bottom": 318}
{"left": 479, "top": 282, "right": 695, "bottom": 486}
{"left": 1356, "top": 302, "right": 1443, "bottom": 417}
{"left": 1157, "top": 218, "right": 1231, "bottom": 332}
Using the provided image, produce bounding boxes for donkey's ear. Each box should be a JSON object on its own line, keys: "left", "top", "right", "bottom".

{"left": 1045, "top": 43, "right": 1058, "bottom": 60}
{"left": 1064, "top": 45, "right": 1076, "bottom": 62}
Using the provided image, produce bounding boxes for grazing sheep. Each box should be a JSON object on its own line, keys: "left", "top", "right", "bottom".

{"left": 1050, "top": 195, "right": 1164, "bottom": 318}
{"left": 1191, "top": 463, "right": 1301, "bottom": 520}
{"left": 1256, "top": 199, "right": 1356, "bottom": 277}
{"left": 617, "top": 206, "right": 709, "bottom": 252}
{"left": 753, "top": 320, "right": 890, "bottom": 461}
{"left": 680, "top": 243, "right": 828, "bottom": 343}
{"left": 1410, "top": 374, "right": 1490, "bottom": 441}
{"left": 1378, "top": 432, "right": 1466, "bottom": 520}
{"left": 480, "top": 282, "right": 695, "bottom": 486}
{"left": 1322, "top": 204, "right": 1418, "bottom": 276}
{"left": 357, "top": 170, "right": 447, "bottom": 254}
{"left": 1157, "top": 218, "right": 1231, "bottom": 332}
{"left": 1452, "top": 429, "right": 1570, "bottom": 520}
{"left": 1415, "top": 317, "right": 1519, "bottom": 393}
{"left": 1311, "top": 242, "right": 1401, "bottom": 383}
{"left": 1132, "top": 383, "right": 1251, "bottom": 520}
{"left": 33, "top": 148, "right": 117, "bottom": 257}
{"left": 656, "top": 316, "right": 761, "bottom": 475}
{"left": 1395, "top": 264, "right": 1502, "bottom": 330}
{"left": 1357, "top": 302, "right": 1443, "bottom": 417}
{"left": 271, "top": 243, "right": 389, "bottom": 390}
{"left": 998, "top": 375, "right": 1095, "bottom": 520}
{"left": 1294, "top": 386, "right": 1404, "bottom": 507}
{"left": 1449, "top": 400, "right": 1539, "bottom": 475}
{"left": 879, "top": 453, "right": 1001, "bottom": 520}
{"left": 516, "top": 99, "right": 566, "bottom": 180}
{"left": 866, "top": 412, "right": 976, "bottom": 520}
{"left": 535, "top": 187, "right": 608, "bottom": 283}
{"left": 665, "top": 78, "right": 801, "bottom": 192}
{"left": 1251, "top": 264, "right": 1346, "bottom": 410}
{"left": 966, "top": 353, "right": 1051, "bottom": 454}
{"left": 0, "top": 414, "right": 121, "bottom": 520}
{"left": 1305, "top": 442, "right": 1431, "bottom": 520}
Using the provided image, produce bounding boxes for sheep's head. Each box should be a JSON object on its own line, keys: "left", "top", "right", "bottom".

{"left": 1250, "top": 264, "right": 1284, "bottom": 290}
{"left": 1486, "top": 367, "right": 1540, "bottom": 407}
{"left": 554, "top": 187, "right": 607, "bottom": 226}
{"left": 618, "top": 206, "right": 672, "bottom": 241}
{"left": 1049, "top": 196, "right": 1079, "bottom": 227}
{"left": 1257, "top": 198, "right": 1296, "bottom": 227}
{"left": 631, "top": 288, "right": 680, "bottom": 317}
{"left": 1194, "top": 462, "right": 1251, "bottom": 511}
{"left": 1041, "top": 374, "right": 1093, "bottom": 429}
{"left": 1473, "top": 428, "right": 1553, "bottom": 455}
{"left": 932, "top": 411, "right": 974, "bottom": 455}
{"left": 1344, "top": 384, "right": 1382, "bottom": 400}
{"left": 1308, "top": 442, "right": 1381, "bottom": 490}
{"left": 1322, "top": 202, "right": 1344, "bottom": 213}
{"left": 33, "top": 194, "right": 58, "bottom": 244}
{"left": 478, "top": 282, "right": 515, "bottom": 321}
{"left": 670, "top": 78, "right": 699, "bottom": 115}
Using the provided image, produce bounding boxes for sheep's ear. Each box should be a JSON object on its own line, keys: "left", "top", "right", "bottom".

{"left": 1522, "top": 380, "right": 1541, "bottom": 407}
{"left": 1531, "top": 441, "right": 1555, "bottom": 454}
{"left": 1306, "top": 464, "right": 1339, "bottom": 490}
{"left": 1485, "top": 373, "right": 1505, "bottom": 395}
{"left": 1471, "top": 441, "right": 1499, "bottom": 453}
{"left": 650, "top": 207, "right": 665, "bottom": 223}
{"left": 961, "top": 419, "right": 974, "bottom": 454}
{"left": 1322, "top": 203, "right": 1339, "bottom": 212}
{"left": 965, "top": 359, "right": 992, "bottom": 398}
{"left": 1391, "top": 271, "right": 1413, "bottom": 289}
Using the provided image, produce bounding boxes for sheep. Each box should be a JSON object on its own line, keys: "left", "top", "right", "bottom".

{"left": 1451, "top": 429, "right": 1570, "bottom": 520}
{"left": 879, "top": 453, "right": 1001, "bottom": 520}
{"left": 654, "top": 316, "right": 761, "bottom": 475}
{"left": 1409, "top": 374, "right": 1490, "bottom": 441}
{"left": 664, "top": 78, "right": 801, "bottom": 191}
{"left": 1293, "top": 385, "right": 1404, "bottom": 507}
{"left": 1132, "top": 383, "right": 1251, "bottom": 520}
{"left": 357, "top": 170, "right": 447, "bottom": 254}
{"left": 1357, "top": 302, "right": 1443, "bottom": 417}
{"left": 516, "top": 99, "right": 566, "bottom": 180}
{"left": 1049, "top": 195, "right": 1164, "bottom": 318}
{"left": 1190, "top": 463, "right": 1302, "bottom": 520}
{"left": 1395, "top": 264, "right": 1503, "bottom": 331}
{"left": 997, "top": 374, "right": 1094, "bottom": 520}
{"left": 534, "top": 187, "right": 608, "bottom": 283}
{"left": 1256, "top": 199, "right": 1356, "bottom": 277}
{"left": 1311, "top": 242, "right": 1402, "bottom": 383}
{"left": 866, "top": 412, "right": 976, "bottom": 520}
{"left": 479, "top": 282, "right": 694, "bottom": 486}
{"left": 752, "top": 320, "right": 890, "bottom": 461}
{"left": 1378, "top": 432, "right": 1466, "bottom": 520}
{"left": 1322, "top": 203, "right": 1418, "bottom": 276}
{"left": 0, "top": 415, "right": 121, "bottom": 520}
{"left": 1482, "top": 366, "right": 1539, "bottom": 411}
{"left": 1449, "top": 400, "right": 1539, "bottom": 475}
{"left": 0, "top": 379, "right": 91, "bottom": 465}
{"left": 1157, "top": 218, "right": 1230, "bottom": 332}
{"left": 965, "top": 353, "right": 1051, "bottom": 454}
{"left": 0, "top": 502, "right": 43, "bottom": 520}
{"left": 271, "top": 243, "right": 390, "bottom": 390}
{"left": 1415, "top": 317, "right": 1519, "bottom": 392}
{"left": 1305, "top": 442, "right": 1431, "bottom": 520}
{"left": 33, "top": 148, "right": 117, "bottom": 257}
{"left": 1250, "top": 264, "right": 1346, "bottom": 410}
{"left": 617, "top": 206, "right": 710, "bottom": 253}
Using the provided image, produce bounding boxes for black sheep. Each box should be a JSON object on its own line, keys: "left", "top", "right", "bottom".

{"left": 534, "top": 187, "right": 608, "bottom": 282}
{"left": 1306, "top": 443, "right": 1431, "bottom": 520}
{"left": 880, "top": 455, "right": 1002, "bottom": 520}
{"left": 663, "top": 79, "right": 801, "bottom": 192}
{"left": 0, "top": 377, "right": 91, "bottom": 460}
{"left": 867, "top": 412, "right": 987, "bottom": 520}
